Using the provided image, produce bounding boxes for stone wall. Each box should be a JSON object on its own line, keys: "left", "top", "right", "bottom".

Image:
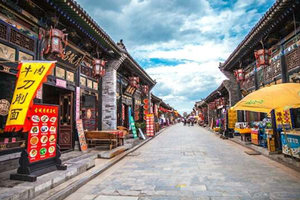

{"left": 222, "top": 70, "right": 241, "bottom": 107}
{"left": 102, "top": 54, "right": 126, "bottom": 130}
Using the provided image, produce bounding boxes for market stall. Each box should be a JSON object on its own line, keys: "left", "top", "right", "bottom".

{"left": 233, "top": 83, "right": 300, "bottom": 155}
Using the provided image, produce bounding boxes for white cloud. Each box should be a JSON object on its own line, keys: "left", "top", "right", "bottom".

{"left": 77, "top": 0, "right": 275, "bottom": 114}
{"left": 146, "top": 61, "right": 226, "bottom": 113}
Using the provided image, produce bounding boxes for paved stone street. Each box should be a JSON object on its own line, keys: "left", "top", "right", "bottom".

{"left": 65, "top": 124, "right": 300, "bottom": 200}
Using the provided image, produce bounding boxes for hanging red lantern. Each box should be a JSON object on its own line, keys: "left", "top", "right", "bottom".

{"left": 234, "top": 69, "right": 245, "bottom": 82}
{"left": 142, "top": 85, "right": 149, "bottom": 95}
{"left": 129, "top": 77, "right": 140, "bottom": 88}
{"left": 93, "top": 59, "right": 106, "bottom": 78}
{"left": 254, "top": 49, "right": 270, "bottom": 67}
{"left": 43, "top": 28, "right": 68, "bottom": 58}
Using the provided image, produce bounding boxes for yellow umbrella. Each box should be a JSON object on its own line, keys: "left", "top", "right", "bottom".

{"left": 232, "top": 83, "right": 300, "bottom": 113}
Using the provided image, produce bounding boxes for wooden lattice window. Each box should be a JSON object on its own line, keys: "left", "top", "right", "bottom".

{"left": 10, "top": 29, "right": 34, "bottom": 52}
{"left": 0, "top": 23, "right": 7, "bottom": 40}
{"left": 286, "top": 47, "right": 300, "bottom": 71}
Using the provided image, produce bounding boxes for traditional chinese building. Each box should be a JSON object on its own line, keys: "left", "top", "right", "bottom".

{"left": 202, "top": 80, "right": 230, "bottom": 129}
{"left": 102, "top": 40, "right": 156, "bottom": 130}
{"left": 0, "top": 0, "right": 156, "bottom": 158}
{"left": 219, "top": 0, "right": 300, "bottom": 145}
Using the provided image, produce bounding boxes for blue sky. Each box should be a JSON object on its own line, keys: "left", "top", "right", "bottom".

{"left": 76, "top": 0, "right": 275, "bottom": 114}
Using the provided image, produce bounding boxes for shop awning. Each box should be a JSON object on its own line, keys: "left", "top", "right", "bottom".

{"left": 232, "top": 83, "right": 300, "bottom": 113}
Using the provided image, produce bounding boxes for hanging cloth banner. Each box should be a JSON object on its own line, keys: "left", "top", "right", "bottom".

{"left": 146, "top": 114, "right": 155, "bottom": 137}
{"left": 5, "top": 61, "right": 56, "bottom": 132}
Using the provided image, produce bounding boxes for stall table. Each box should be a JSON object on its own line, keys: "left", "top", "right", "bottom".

{"left": 235, "top": 128, "right": 252, "bottom": 142}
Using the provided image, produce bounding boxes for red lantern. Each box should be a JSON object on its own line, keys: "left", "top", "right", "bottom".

{"left": 129, "top": 77, "right": 139, "bottom": 88}
{"left": 93, "top": 59, "right": 106, "bottom": 78}
{"left": 142, "top": 85, "right": 149, "bottom": 95}
{"left": 143, "top": 99, "right": 149, "bottom": 104}
{"left": 254, "top": 49, "right": 270, "bottom": 67}
{"left": 43, "top": 28, "right": 68, "bottom": 58}
{"left": 234, "top": 69, "right": 244, "bottom": 82}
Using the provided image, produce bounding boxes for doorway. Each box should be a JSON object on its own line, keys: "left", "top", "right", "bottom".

{"left": 43, "top": 84, "right": 74, "bottom": 150}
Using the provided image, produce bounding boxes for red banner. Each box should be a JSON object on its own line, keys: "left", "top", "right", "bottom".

{"left": 27, "top": 104, "right": 58, "bottom": 163}
{"left": 146, "top": 114, "right": 154, "bottom": 137}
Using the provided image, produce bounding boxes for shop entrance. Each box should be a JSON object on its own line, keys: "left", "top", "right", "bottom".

{"left": 121, "top": 104, "right": 130, "bottom": 129}
{"left": 43, "top": 84, "right": 74, "bottom": 150}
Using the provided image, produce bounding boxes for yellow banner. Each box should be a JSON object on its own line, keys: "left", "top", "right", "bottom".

{"left": 228, "top": 108, "right": 237, "bottom": 129}
{"left": 275, "top": 108, "right": 292, "bottom": 129}
{"left": 5, "top": 61, "right": 55, "bottom": 131}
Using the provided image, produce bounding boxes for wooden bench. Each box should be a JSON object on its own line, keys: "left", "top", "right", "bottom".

{"left": 85, "top": 131, "right": 118, "bottom": 150}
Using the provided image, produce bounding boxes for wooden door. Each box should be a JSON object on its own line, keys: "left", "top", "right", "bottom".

{"left": 59, "top": 93, "right": 73, "bottom": 150}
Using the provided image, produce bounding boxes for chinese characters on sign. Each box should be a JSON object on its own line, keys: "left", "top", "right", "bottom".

{"left": 5, "top": 61, "right": 55, "bottom": 132}
{"left": 146, "top": 114, "right": 154, "bottom": 137}
{"left": 275, "top": 109, "right": 292, "bottom": 130}
{"left": 27, "top": 104, "right": 58, "bottom": 163}
{"left": 76, "top": 119, "right": 88, "bottom": 152}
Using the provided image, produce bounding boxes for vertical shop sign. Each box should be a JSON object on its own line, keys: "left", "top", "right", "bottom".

{"left": 76, "top": 87, "right": 80, "bottom": 120}
{"left": 27, "top": 104, "right": 58, "bottom": 163}
{"left": 228, "top": 108, "right": 237, "bottom": 129}
{"left": 146, "top": 114, "right": 154, "bottom": 137}
{"left": 129, "top": 116, "right": 138, "bottom": 138}
{"left": 5, "top": 61, "right": 55, "bottom": 132}
{"left": 76, "top": 119, "right": 88, "bottom": 152}
{"left": 129, "top": 108, "right": 137, "bottom": 138}
{"left": 122, "top": 104, "right": 125, "bottom": 121}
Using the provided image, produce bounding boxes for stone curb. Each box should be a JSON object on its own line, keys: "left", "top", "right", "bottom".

{"left": 228, "top": 137, "right": 300, "bottom": 173}
{"left": 201, "top": 126, "right": 300, "bottom": 173}
{"left": 40, "top": 126, "right": 169, "bottom": 200}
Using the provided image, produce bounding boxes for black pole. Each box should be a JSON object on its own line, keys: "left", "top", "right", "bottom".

{"left": 270, "top": 109, "right": 280, "bottom": 151}
{"left": 254, "top": 67, "right": 259, "bottom": 90}
{"left": 280, "top": 44, "right": 288, "bottom": 83}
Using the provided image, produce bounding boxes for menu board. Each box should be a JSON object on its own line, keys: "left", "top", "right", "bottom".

{"left": 76, "top": 119, "right": 88, "bottom": 152}
{"left": 27, "top": 104, "right": 58, "bottom": 163}
{"left": 146, "top": 114, "right": 154, "bottom": 137}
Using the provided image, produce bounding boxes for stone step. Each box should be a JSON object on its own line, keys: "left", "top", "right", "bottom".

{"left": 0, "top": 152, "right": 97, "bottom": 200}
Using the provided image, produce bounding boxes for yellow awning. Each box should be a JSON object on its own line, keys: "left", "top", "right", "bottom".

{"left": 232, "top": 83, "right": 300, "bottom": 113}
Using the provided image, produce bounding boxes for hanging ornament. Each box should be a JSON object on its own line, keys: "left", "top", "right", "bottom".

{"left": 129, "top": 77, "right": 140, "bottom": 88}
{"left": 93, "top": 59, "right": 106, "bottom": 78}
{"left": 43, "top": 28, "right": 68, "bottom": 58}
{"left": 254, "top": 49, "right": 270, "bottom": 67}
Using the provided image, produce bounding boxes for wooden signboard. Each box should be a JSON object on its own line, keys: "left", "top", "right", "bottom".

{"left": 76, "top": 119, "right": 88, "bottom": 152}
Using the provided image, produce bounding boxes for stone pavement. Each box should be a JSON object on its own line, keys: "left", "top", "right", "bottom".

{"left": 65, "top": 124, "right": 300, "bottom": 200}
